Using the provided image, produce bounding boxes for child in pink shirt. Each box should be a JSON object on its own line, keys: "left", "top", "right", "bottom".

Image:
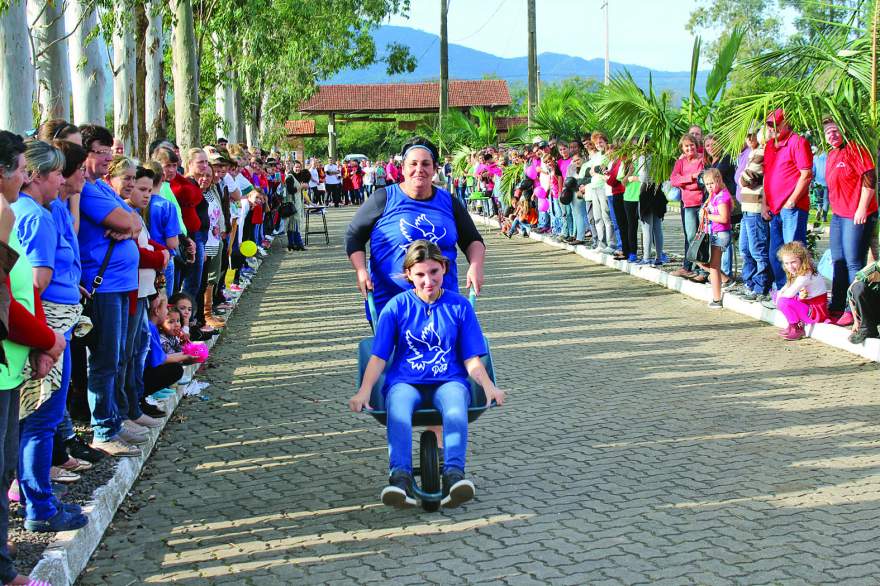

{"left": 775, "top": 241, "right": 829, "bottom": 340}
{"left": 700, "top": 169, "right": 732, "bottom": 309}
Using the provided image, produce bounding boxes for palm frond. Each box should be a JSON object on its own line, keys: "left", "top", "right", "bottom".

{"left": 705, "top": 26, "right": 744, "bottom": 105}
{"left": 498, "top": 163, "right": 524, "bottom": 208}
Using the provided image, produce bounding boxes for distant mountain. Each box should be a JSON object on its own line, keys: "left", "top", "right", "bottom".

{"left": 327, "top": 25, "right": 708, "bottom": 101}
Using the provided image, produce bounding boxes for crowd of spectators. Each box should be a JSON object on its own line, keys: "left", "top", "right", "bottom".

{"left": 0, "top": 120, "right": 310, "bottom": 583}
{"left": 454, "top": 109, "right": 879, "bottom": 346}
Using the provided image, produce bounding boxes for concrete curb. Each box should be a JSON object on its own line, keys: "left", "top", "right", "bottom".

{"left": 28, "top": 248, "right": 271, "bottom": 585}
{"left": 472, "top": 214, "right": 880, "bottom": 363}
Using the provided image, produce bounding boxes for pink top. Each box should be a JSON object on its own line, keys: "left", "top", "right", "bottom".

{"left": 670, "top": 156, "right": 705, "bottom": 208}
{"left": 707, "top": 189, "right": 732, "bottom": 233}
{"left": 764, "top": 131, "right": 813, "bottom": 214}
{"left": 384, "top": 162, "right": 400, "bottom": 184}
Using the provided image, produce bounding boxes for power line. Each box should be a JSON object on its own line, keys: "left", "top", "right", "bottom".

{"left": 451, "top": 0, "right": 509, "bottom": 44}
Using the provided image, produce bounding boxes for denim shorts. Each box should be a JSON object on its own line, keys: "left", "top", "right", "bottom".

{"left": 710, "top": 230, "right": 731, "bottom": 248}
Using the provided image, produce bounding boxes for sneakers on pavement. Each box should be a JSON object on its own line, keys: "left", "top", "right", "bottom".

{"left": 441, "top": 468, "right": 475, "bottom": 508}
{"left": 380, "top": 470, "right": 417, "bottom": 509}
{"left": 133, "top": 413, "right": 163, "bottom": 428}
{"left": 65, "top": 435, "right": 106, "bottom": 464}
{"left": 122, "top": 420, "right": 148, "bottom": 435}
{"left": 707, "top": 299, "right": 723, "bottom": 309}
{"left": 835, "top": 312, "right": 855, "bottom": 327}
{"left": 49, "top": 467, "right": 80, "bottom": 484}
{"left": 93, "top": 438, "right": 142, "bottom": 457}
{"left": 24, "top": 508, "right": 88, "bottom": 533}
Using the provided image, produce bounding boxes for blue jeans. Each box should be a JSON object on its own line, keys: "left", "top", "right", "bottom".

{"left": 507, "top": 218, "right": 531, "bottom": 236}
{"left": 830, "top": 212, "right": 878, "bottom": 312}
{"left": 607, "top": 196, "right": 622, "bottom": 247}
{"left": 769, "top": 208, "right": 808, "bottom": 289}
{"left": 814, "top": 184, "right": 828, "bottom": 218}
{"left": 87, "top": 292, "right": 128, "bottom": 442}
{"left": 121, "top": 298, "right": 149, "bottom": 421}
{"left": 19, "top": 370, "right": 69, "bottom": 520}
{"left": 550, "top": 198, "right": 564, "bottom": 234}
{"left": 538, "top": 210, "right": 550, "bottom": 229}
{"left": 739, "top": 212, "right": 772, "bottom": 294}
{"left": 164, "top": 260, "right": 175, "bottom": 297}
{"left": 386, "top": 381, "right": 470, "bottom": 474}
{"left": 182, "top": 230, "right": 207, "bottom": 298}
{"left": 571, "top": 197, "right": 588, "bottom": 241}
{"left": 682, "top": 206, "right": 701, "bottom": 272}
{"left": 562, "top": 203, "right": 575, "bottom": 238}
{"left": 639, "top": 212, "right": 664, "bottom": 260}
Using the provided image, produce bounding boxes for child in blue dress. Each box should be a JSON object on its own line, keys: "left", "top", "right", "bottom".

{"left": 349, "top": 240, "right": 505, "bottom": 509}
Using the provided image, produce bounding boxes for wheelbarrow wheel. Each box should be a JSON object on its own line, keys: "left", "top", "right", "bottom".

{"left": 419, "top": 430, "right": 441, "bottom": 512}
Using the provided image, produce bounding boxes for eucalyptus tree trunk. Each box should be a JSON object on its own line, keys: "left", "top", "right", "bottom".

{"left": 144, "top": 0, "right": 166, "bottom": 148}
{"left": 232, "top": 84, "right": 244, "bottom": 143}
{"left": 0, "top": 0, "right": 35, "bottom": 134}
{"left": 112, "top": 4, "right": 137, "bottom": 153}
{"left": 67, "top": 0, "right": 107, "bottom": 125}
{"left": 257, "top": 88, "right": 270, "bottom": 144}
{"left": 171, "top": 0, "right": 200, "bottom": 150}
{"left": 29, "top": 0, "right": 72, "bottom": 122}
{"left": 213, "top": 33, "right": 235, "bottom": 141}
{"left": 245, "top": 120, "right": 259, "bottom": 150}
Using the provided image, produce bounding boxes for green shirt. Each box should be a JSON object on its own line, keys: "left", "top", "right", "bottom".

{"left": 623, "top": 180, "right": 641, "bottom": 202}
{"left": 0, "top": 231, "right": 35, "bottom": 390}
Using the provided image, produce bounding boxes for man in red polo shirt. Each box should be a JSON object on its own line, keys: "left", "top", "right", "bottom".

{"left": 823, "top": 116, "right": 878, "bottom": 325}
{"left": 763, "top": 108, "right": 813, "bottom": 290}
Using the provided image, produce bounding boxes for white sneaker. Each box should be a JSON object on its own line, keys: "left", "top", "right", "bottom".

{"left": 92, "top": 438, "right": 141, "bottom": 457}
{"left": 118, "top": 427, "right": 149, "bottom": 445}
{"left": 122, "top": 420, "right": 148, "bottom": 434}
{"left": 133, "top": 413, "right": 163, "bottom": 428}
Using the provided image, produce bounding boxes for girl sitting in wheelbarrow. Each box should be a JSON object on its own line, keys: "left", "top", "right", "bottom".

{"left": 349, "top": 240, "right": 506, "bottom": 509}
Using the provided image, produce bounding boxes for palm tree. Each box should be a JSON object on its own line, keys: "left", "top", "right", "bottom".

{"left": 712, "top": 9, "right": 878, "bottom": 156}
{"left": 593, "top": 72, "right": 687, "bottom": 185}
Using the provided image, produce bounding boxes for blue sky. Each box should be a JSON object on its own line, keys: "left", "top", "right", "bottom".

{"left": 388, "top": 0, "right": 797, "bottom": 72}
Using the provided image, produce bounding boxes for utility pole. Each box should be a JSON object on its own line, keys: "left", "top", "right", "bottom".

{"left": 603, "top": 1, "right": 610, "bottom": 84}
{"left": 527, "top": 0, "right": 538, "bottom": 128}
{"left": 440, "top": 0, "right": 449, "bottom": 154}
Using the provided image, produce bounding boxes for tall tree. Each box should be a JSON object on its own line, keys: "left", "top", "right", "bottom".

{"left": 67, "top": 0, "right": 107, "bottom": 125}
{"left": 112, "top": 0, "right": 137, "bottom": 152}
{"left": 0, "top": 0, "right": 34, "bottom": 133}
{"left": 29, "top": 0, "right": 72, "bottom": 121}
{"left": 171, "top": 0, "right": 199, "bottom": 150}
{"left": 144, "top": 0, "right": 166, "bottom": 148}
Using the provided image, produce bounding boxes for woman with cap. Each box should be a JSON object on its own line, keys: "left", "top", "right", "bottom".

{"left": 345, "top": 136, "right": 486, "bottom": 318}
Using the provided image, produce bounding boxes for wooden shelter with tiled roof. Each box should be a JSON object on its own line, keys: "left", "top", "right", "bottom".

{"left": 293, "top": 80, "right": 512, "bottom": 157}
{"left": 299, "top": 80, "right": 511, "bottom": 114}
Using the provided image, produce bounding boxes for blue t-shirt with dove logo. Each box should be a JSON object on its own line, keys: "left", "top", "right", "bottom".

{"left": 372, "top": 289, "right": 487, "bottom": 391}
{"left": 368, "top": 183, "right": 459, "bottom": 314}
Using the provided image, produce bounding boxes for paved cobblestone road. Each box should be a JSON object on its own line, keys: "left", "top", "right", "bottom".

{"left": 80, "top": 208, "right": 879, "bottom": 585}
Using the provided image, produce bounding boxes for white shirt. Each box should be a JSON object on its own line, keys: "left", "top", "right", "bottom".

{"left": 324, "top": 163, "right": 341, "bottom": 185}
{"left": 308, "top": 168, "right": 319, "bottom": 187}
{"left": 136, "top": 217, "right": 157, "bottom": 298}
{"left": 779, "top": 272, "right": 827, "bottom": 299}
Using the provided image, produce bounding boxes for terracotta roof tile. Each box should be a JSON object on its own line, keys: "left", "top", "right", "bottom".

{"left": 284, "top": 119, "right": 317, "bottom": 136}
{"left": 299, "top": 80, "right": 511, "bottom": 113}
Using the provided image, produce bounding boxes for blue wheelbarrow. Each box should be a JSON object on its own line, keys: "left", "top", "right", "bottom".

{"left": 357, "top": 288, "right": 497, "bottom": 512}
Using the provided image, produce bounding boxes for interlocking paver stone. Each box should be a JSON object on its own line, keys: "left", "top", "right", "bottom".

{"left": 77, "top": 208, "right": 880, "bottom": 585}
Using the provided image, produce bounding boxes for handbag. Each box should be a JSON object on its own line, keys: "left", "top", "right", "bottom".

{"left": 279, "top": 202, "right": 295, "bottom": 218}
{"left": 79, "top": 241, "right": 116, "bottom": 345}
{"left": 685, "top": 215, "right": 711, "bottom": 264}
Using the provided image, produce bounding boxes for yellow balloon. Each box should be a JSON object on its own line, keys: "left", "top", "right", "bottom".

{"left": 224, "top": 269, "right": 236, "bottom": 287}
{"left": 240, "top": 240, "right": 257, "bottom": 257}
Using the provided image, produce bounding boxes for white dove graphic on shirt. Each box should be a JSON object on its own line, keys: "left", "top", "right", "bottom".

{"left": 405, "top": 323, "right": 451, "bottom": 375}
{"left": 399, "top": 214, "right": 448, "bottom": 250}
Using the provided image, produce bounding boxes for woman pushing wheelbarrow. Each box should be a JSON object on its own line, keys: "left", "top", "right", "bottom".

{"left": 349, "top": 240, "right": 505, "bottom": 510}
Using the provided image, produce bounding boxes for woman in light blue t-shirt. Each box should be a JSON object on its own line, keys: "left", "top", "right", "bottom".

{"left": 350, "top": 240, "right": 505, "bottom": 510}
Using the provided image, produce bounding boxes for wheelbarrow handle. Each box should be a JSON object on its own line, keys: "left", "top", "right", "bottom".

{"left": 367, "top": 290, "right": 378, "bottom": 325}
